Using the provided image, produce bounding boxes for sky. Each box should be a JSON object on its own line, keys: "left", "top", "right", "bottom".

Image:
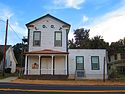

{"left": 0, "top": 0, "right": 125, "bottom": 45}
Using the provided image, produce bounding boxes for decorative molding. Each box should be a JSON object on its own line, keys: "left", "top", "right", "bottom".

{"left": 51, "top": 25, "right": 55, "bottom": 28}
{"left": 42, "top": 25, "right": 47, "bottom": 28}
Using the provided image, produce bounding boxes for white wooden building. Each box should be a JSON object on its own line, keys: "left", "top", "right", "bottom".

{"left": 0, "top": 45, "right": 17, "bottom": 73}
{"left": 24, "top": 14, "right": 108, "bottom": 80}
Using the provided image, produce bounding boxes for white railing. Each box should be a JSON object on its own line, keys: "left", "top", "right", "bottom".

{"left": 26, "top": 69, "right": 67, "bottom": 75}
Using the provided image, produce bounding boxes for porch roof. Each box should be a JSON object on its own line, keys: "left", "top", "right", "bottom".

{"left": 24, "top": 49, "right": 68, "bottom": 55}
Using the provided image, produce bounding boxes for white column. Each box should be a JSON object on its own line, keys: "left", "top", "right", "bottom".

{"left": 24, "top": 55, "right": 28, "bottom": 75}
{"left": 51, "top": 55, "right": 54, "bottom": 75}
{"left": 38, "top": 55, "right": 41, "bottom": 75}
{"left": 65, "top": 55, "right": 67, "bottom": 75}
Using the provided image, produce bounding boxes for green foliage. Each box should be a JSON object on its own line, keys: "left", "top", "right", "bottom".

{"left": 69, "top": 28, "right": 109, "bottom": 50}
{"left": 109, "top": 38, "right": 125, "bottom": 55}
{"left": 90, "top": 35, "right": 109, "bottom": 49}
{"left": 108, "top": 67, "right": 118, "bottom": 80}
{"left": 68, "top": 39, "right": 77, "bottom": 49}
{"left": 74, "top": 28, "right": 90, "bottom": 49}
{"left": 13, "top": 43, "right": 27, "bottom": 67}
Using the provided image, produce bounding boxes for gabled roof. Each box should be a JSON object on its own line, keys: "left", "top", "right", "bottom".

{"left": 0, "top": 45, "right": 11, "bottom": 54}
{"left": 24, "top": 49, "right": 68, "bottom": 54}
{"left": 26, "top": 14, "right": 71, "bottom": 27}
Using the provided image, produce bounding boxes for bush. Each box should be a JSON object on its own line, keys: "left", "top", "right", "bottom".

{"left": 108, "top": 68, "right": 118, "bottom": 80}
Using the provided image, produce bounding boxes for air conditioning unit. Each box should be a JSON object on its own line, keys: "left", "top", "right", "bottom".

{"left": 75, "top": 70, "right": 85, "bottom": 80}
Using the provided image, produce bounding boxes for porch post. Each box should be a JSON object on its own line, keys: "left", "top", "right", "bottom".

{"left": 65, "top": 55, "right": 67, "bottom": 75}
{"left": 38, "top": 55, "right": 41, "bottom": 75}
{"left": 24, "top": 55, "right": 28, "bottom": 75}
{"left": 51, "top": 55, "right": 54, "bottom": 75}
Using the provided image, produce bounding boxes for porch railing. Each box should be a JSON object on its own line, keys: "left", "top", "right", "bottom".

{"left": 26, "top": 69, "right": 67, "bottom": 75}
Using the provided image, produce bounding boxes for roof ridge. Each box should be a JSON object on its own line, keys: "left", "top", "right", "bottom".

{"left": 26, "top": 14, "right": 71, "bottom": 27}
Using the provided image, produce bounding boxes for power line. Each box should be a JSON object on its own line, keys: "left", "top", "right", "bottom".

{"left": 8, "top": 23, "right": 22, "bottom": 40}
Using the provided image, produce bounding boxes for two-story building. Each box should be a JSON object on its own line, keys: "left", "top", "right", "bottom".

{"left": 24, "top": 14, "right": 108, "bottom": 80}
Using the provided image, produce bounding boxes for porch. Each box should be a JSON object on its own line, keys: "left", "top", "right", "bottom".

{"left": 24, "top": 49, "right": 69, "bottom": 79}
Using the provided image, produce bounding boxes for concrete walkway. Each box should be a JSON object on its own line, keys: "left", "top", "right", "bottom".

{"left": 0, "top": 77, "right": 18, "bottom": 83}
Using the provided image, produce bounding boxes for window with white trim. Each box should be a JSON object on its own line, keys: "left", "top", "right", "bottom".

{"left": 54, "top": 31, "right": 62, "bottom": 47}
{"left": 76, "top": 56, "right": 84, "bottom": 70}
{"left": 91, "top": 56, "right": 100, "bottom": 70}
{"left": 33, "top": 31, "right": 41, "bottom": 46}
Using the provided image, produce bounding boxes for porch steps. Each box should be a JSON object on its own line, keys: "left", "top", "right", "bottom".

{"left": 23, "top": 75, "right": 68, "bottom": 80}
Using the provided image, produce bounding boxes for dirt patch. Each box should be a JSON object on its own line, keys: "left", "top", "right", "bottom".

{"left": 11, "top": 79, "right": 125, "bottom": 85}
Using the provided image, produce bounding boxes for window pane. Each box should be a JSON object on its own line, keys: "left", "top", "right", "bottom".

{"left": 91, "top": 56, "right": 99, "bottom": 70}
{"left": 77, "top": 63, "right": 84, "bottom": 70}
{"left": 56, "top": 32, "right": 61, "bottom": 40}
{"left": 33, "top": 31, "right": 41, "bottom": 46}
{"left": 92, "top": 57, "right": 98, "bottom": 63}
{"left": 55, "top": 32, "right": 62, "bottom": 47}
{"left": 76, "top": 56, "right": 84, "bottom": 70}
{"left": 34, "top": 32, "right": 40, "bottom": 40}
{"left": 34, "top": 40, "right": 40, "bottom": 46}
{"left": 77, "top": 57, "right": 83, "bottom": 63}
{"left": 92, "top": 63, "right": 98, "bottom": 69}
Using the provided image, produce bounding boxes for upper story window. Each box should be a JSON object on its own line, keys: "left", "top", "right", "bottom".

{"left": 76, "top": 56, "right": 84, "bottom": 70}
{"left": 33, "top": 31, "right": 41, "bottom": 46}
{"left": 54, "top": 31, "right": 62, "bottom": 47}
{"left": 91, "top": 56, "right": 100, "bottom": 70}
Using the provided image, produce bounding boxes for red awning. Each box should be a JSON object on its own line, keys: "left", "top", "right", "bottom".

{"left": 24, "top": 49, "right": 68, "bottom": 54}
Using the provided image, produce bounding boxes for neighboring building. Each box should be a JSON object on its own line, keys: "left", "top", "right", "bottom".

{"left": 0, "top": 45, "right": 17, "bottom": 73}
{"left": 69, "top": 49, "right": 107, "bottom": 79}
{"left": 109, "top": 53, "right": 125, "bottom": 74}
{"left": 24, "top": 14, "right": 108, "bottom": 80}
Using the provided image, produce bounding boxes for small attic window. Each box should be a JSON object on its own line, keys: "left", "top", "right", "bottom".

{"left": 42, "top": 25, "right": 46, "bottom": 28}
{"left": 51, "top": 25, "right": 54, "bottom": 28}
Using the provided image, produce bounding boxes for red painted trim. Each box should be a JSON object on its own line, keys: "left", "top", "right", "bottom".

{"left": 28, "top": 25, "right": 34, "bottom": 27}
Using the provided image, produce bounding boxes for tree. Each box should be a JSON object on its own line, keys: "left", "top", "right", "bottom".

{"left": 90, "top": 35, "right": 109, "bottom": 49}
{"left": 68, "top": 38, "right": 76, "bottom": 49}
{"left": 68, "top": 28, "right": 110, "bottom": 50}
{"left": 70, "top": 28, "right": 90, "bottom": 49}
{"left": 109, "top": 38, "right": 125, "bottom": 55}
{"left": 13, "top": 43, "right": 28, "bottom": 67}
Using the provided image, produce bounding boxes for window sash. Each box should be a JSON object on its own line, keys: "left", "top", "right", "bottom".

{"left": 76, "top": 56, "right": 84, "bottom": 70}
{"left": 55, "top": 32, "right": 61, "bottom": 40}
{"left": 54, "top": 31, "right": 62, "bottom": 47}
{"left": 33, "top": 31, "right": 41, "bottom": 46}
{"left": 91, "top": 56, "right": 99, "bottom": 70}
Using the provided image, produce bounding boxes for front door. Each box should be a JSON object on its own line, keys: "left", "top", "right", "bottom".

{"left": 41, "top": 57, "right": 51, "bottom": 74}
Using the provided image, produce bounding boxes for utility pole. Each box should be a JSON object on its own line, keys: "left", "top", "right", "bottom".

{"left": 103, "top": 57, "right": 106, "bottom": 82}
{"left": 3, "top": 19, "right": 9, "bottom": 76}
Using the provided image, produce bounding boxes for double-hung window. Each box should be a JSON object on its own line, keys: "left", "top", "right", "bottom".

{"left": 76, "top": 56, "right": 84, "bottom": 70}
{"left": 91, "top": 56, "right": 99, "bottom": 70}
{"left": 54, "top": 31, "right": 62, "bottom": 47}
{"left": 33, "top": 31, "right": 41, "bottom": 46}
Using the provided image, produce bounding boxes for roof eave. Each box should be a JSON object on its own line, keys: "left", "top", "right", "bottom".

{"left": 26, "top": 14, "right": 71, "bottom": 27}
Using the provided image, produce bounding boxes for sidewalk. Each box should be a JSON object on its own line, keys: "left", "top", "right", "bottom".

{"left": 11, "top": 79, "right": 125, "bottom": 85}
{"left": 0, "top": 77, "right": 18, "bottom": 83}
